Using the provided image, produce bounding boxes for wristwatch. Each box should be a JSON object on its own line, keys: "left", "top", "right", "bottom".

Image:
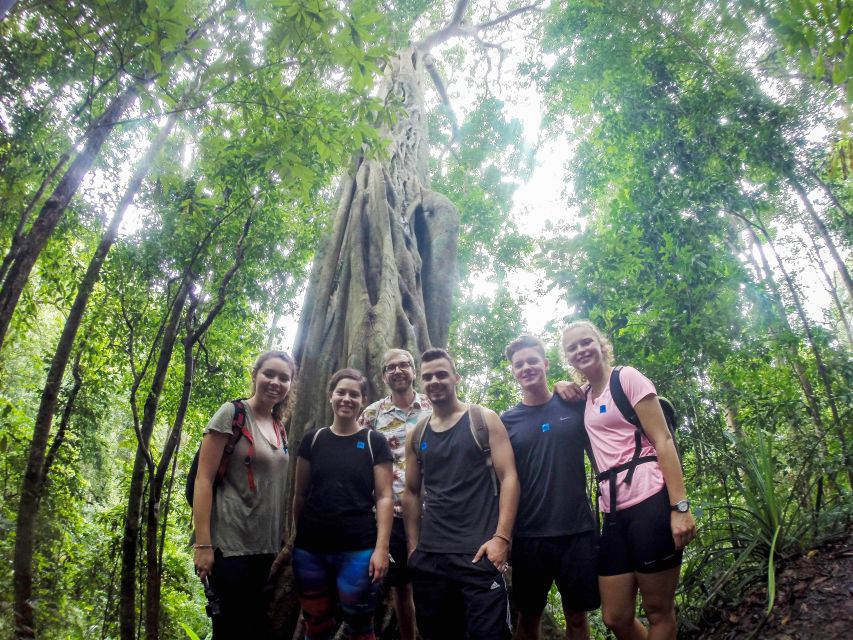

{"left": 670, "top": 499, "right": 690, "bottom": 513}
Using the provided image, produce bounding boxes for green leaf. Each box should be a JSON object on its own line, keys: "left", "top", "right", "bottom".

{"left": 179, "top": 622, "right": 201, "bottom": 640}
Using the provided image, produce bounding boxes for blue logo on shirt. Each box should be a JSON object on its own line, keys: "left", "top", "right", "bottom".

{"left": 541, "top": 423, "right": 551, "bottom": 432}
{"left": 600, "top": 405, "right": 607, "bottom": 414}
{"left": 357, "top": 441, "right": 365, "bottom": 449}
{"left": 421, "top": 441, "right": 428, "bottom": 450}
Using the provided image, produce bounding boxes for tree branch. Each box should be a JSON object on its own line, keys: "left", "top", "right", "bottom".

{"left": 416, "top": 0, "right": 470, "bottom": 51}
{"left": 472, "top": 2, "right": 543, "bottom": 30}
{"left": 423, "top": 54, "right": 459, "bottom": 140}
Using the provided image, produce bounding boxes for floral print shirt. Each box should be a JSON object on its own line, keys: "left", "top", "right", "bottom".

{"left": 359, "top": 393, "right": 432, "bottom": 516}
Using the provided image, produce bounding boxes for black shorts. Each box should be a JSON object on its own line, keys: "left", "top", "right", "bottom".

{"left": 387, "top": 518, "right": 410, "bottom": 587}
{"left": 409, "top": 550, "right": 511, "bottom": 640}
{"left": 598, "top": 488, "right": 683, "bottom": 576}
{"left": 510, "top": 531, "right": 600, "bottom": 615}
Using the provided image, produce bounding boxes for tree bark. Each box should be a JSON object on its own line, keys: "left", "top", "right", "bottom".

{"left": 11, "top": 107, "right": 177, "bottom": 640}
{"left": 0, "top": 83, "right": 139, "bottom": 354}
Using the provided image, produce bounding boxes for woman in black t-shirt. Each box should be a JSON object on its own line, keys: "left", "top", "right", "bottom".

{"left": 291, "top": 368, "right": 393, "bottom": 640}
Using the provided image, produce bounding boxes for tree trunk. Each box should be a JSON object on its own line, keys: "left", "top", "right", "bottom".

{"left": 11, "top": 108, "right": 176, "bottom": 640}
{"left": 0, "top": 152, "right": 70, "bottom": 286}
{"left": 806, "top": 166, "right": 853, "bottom": 227}
{"left": 0, "top": 83, "right": 139, "bottom": 353}
{"left": 807, "top": 230, "right": 853, "bottom": 345}
{"left": 746, "top": 217, "right": 852, "bottom": 486}
{"left": 290, "top": 48, "right": 459, "bottom": 439}
{"left": 275, "top": 48, "right": 459, "bottom": 638}
{"left": 787, "top": 173, "right": 853, "bottom": 303}
{"left": 141, "top": 212, "right": 251, "bottom": 640}
{"left": 0, "top": 0, "right": 17, "bottom": 20}
{"left": 119, "top": 277, "right": 190, "bottom": 640}
{"left": 39, "top": 352, "right": 83, "bottom": 495}
{"left": 734, "top": 215, "right": 829, "bottom": 454}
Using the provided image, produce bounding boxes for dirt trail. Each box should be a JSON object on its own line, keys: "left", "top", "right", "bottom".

{"left": 689, "top": 534, "right": 853, "bottom": 640}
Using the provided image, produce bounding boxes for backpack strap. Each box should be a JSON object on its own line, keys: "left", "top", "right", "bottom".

{"left": 468, "top": 404, "right": 498, "bottom": 497}
{"left": 310, "top": 427, "right": 328, "bottom": 451}
{"left": 275, "top": 417, "right": 288, "bottom": 454}
{"left": 412, "top": 413, "right": 431, "bottom": 468}
{"left": 596, "top": 367, "right": 658, "bottom": 510}
{"left": 609, "top": 367, "right": 648, "bottom": 485}
{"left": 214, "top": 399, "right": 248, "bottom": 487}
{"left": 365, "top": 428, "right": 375, "bottom": 464}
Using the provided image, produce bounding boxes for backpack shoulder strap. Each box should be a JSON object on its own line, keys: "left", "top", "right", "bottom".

{"left": 412, "top": 413, "right": 431, "bottom": 467}
{"left": 467, "top": 404, "right": 490, "bottom": 453}
{"left": 365, "top": 428, "right": 375, "bottom": 464}
{"left": 214, "top": 400, "right": 247, "bottom": 484}
{"left": 467, "top": 404, "right": 498, "bottom": 497}
{"left": 310, "top": 427, "right": 327, "bottom": 451}
{"left": 609, "top": 367, "right": 640, "bottom": 428}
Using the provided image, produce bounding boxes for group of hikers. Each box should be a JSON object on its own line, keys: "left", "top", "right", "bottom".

{"left": 190, "top": 320, "right": 697, "bottom": 640}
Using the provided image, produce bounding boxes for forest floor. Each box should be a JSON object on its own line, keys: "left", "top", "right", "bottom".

{"left": 691, "top": 532, "right": 853, "bottom": 639}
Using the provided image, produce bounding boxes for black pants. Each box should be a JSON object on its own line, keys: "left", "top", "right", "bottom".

{"left": 210, "top": 549, "right": 275, "bottom": 640}
{"left": 409, "top": 550, "right": 511, "bottom": 640}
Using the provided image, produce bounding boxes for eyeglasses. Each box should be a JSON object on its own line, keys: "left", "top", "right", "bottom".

{"left": 384, "top": 361, "right": 413, "bottom": 373}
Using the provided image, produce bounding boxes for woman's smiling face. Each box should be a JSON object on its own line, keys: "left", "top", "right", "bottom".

{"left": 329, "top": 376, "right": 364, "bottom": 419}
{"left": 562, "top": 325, "right": 604, "bottom": 374}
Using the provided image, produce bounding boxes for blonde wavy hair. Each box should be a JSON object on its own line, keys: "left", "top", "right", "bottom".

{"left": 560, "top": 320, "right": 614, "bottom": 383}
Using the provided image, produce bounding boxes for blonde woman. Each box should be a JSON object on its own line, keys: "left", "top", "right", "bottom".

{"left": 562, "top": 322, "right": 695, "bottom": 640}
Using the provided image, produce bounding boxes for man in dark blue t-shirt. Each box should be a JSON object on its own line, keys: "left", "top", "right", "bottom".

{"left": 501, "top": 335, "right": 599, "bottom": 640}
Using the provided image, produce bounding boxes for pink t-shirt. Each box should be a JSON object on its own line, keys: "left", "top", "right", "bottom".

{"left": 584, "top": 366, "right": 665, "bottom": 512}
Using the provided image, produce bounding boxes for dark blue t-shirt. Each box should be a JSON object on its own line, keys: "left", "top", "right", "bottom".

{"left": 501, "top": 394, "right": 595, "bottom": 538}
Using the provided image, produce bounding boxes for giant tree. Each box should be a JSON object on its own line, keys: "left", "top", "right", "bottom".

{"left": 289, "top": 0, "right": 544, "bottom": 436}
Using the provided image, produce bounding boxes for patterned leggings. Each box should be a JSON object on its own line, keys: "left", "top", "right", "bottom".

{"left": 292, "top": 547, "right": 379, "bottom": 640}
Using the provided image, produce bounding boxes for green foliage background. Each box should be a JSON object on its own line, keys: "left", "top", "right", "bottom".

{"left": 0, "top": 0, "right": 850, "bottom": 638}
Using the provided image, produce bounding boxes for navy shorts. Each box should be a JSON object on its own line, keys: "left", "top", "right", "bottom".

{"left": 598, "top": 488, "right": 683, "bottom": 576}
{"left": 511, "top": 531, "right": 600, "bottom": 615}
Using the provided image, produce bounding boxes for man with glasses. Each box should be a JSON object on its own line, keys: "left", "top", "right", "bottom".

{"left": 359, "top": 348, "right": 431, "bottom": 640}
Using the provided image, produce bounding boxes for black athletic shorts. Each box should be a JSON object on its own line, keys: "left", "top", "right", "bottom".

{"left": 510, "top": 531, "right": 600, "bottom": 615}
{"left": 387, "top": 518, "right": 410, "bottom": 587}
{"left": 409, "top": 550, "right": 511, "bottom": 640}
{"left": 598, "top": 488, "right": 683, "bottom": 576}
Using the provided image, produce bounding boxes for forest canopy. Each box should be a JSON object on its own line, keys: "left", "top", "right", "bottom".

{"left": 0, "top": 0, "right": 849, "bottom": 639}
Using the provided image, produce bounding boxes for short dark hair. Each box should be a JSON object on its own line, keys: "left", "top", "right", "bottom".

{"left": 420, "top": 348, "right": 457, "bottom": 374}
{"left": 327, "top": 367, "right": 368, "bottom": 397}
{"left": 504, "top": 335, "right": 546, "bottom": 362}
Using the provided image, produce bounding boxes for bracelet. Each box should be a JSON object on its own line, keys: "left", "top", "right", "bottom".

{"left": 492, "top": 534, "right": 511, "bottom": 545}
{"left": 194, "top": 544, "right": 213, "bottom": 549}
